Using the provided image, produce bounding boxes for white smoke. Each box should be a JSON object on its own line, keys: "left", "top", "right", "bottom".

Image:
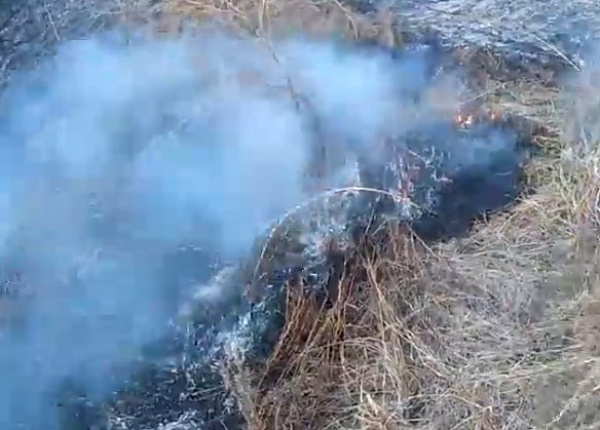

{"left": 0, "top": 28, "right": 449, "bottom": 429}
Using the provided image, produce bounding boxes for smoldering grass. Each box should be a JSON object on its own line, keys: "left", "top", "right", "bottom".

{"left": 3, "top": 0, "right": 600, "bottom": 428}
{"left": 155, "top": 2, "right": 600, "bottom": 429}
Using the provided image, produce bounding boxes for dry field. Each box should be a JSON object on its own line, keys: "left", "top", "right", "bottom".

{"left": 2, "top": 0, "right": 600, "bottom": 429}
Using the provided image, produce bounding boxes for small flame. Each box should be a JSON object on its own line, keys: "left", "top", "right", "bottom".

{"left": 454, "top": 107, "right": 503, "bottom": 129}
{"left": 488, "top": 109, "right": 502, "bottom": 122}
{"left": 454, "top": 113, "right": 474, "bottom": 128}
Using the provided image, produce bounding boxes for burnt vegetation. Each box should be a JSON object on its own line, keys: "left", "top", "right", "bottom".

{"left": 56, "top": 57, "right": 544, "bottom": 429}
{"left": 1, "top": 1, "right": 600, "bottom": 430}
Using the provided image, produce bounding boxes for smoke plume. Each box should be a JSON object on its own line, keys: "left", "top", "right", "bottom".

{"left": 0, "top": 28, "right": 507, "bottom": 429}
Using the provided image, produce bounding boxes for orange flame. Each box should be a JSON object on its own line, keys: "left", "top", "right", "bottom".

{"left": 454, "top": 106, "right": 503, "bottom": 129}
{"left": 454, "top": 113, "right": 474, "bottom": 128}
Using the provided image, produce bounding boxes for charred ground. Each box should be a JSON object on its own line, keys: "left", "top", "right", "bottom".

{"left": 52, "top": 79, "right": 541, "bottom": 429}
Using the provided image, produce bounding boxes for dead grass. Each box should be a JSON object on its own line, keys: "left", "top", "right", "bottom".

{"left": 160, "top": 0, "right": 600, "bottom": 428}
{"left": 227, "top": 204, "right": 599, "bottom": 430}
{"left": 225, "top": 109, "right": 600, "bottom": 429}
{"left": 166, "top": 0, "right": 400, "bottom": 45}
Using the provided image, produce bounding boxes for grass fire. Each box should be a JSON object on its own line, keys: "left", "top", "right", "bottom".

{"left": 0, "top": 1, "right": 599, "bottom": 430}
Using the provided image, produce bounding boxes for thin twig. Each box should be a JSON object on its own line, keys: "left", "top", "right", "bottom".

{"left": 530, "top": 32, "right": 581, "bottom": 72}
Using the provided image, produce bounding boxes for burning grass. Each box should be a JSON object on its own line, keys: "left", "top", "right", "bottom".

{"left": 153, "top": 1, "right": 600, "bottom": 428}
{"left": 211, "top": 94, "right": 599, "bottom": 430}
{"left": 3, "top": 0, "right": 597, "bottom": 427}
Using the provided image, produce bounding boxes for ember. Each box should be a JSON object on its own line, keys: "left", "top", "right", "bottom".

{"left": 454, "top": 112, "right": 474, "bottom": 128}
{"left": 350, "top": 109, "right": 534, "bottom": 241}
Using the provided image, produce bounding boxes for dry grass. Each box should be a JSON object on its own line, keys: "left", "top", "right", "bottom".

{"left": 229, "top": 96, "right": 600, "bottom": 428}
{"left": 161, "top": 1, "right": 600, "bottom": 428}
{"left": 166, "top": 0, "right": 400, "bottom": 45}
{"left": 228, "top": 195, "right": 600, "bottom": 430}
